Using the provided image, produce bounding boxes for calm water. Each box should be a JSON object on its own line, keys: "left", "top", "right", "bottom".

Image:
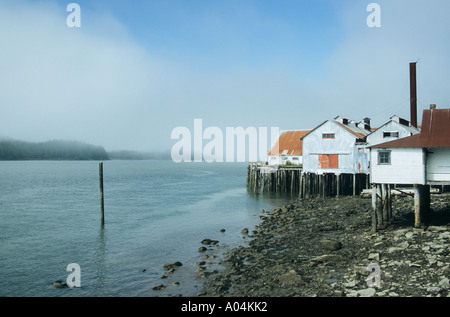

{"left": 0, "top": 160, "right": 292, "bottom": 297}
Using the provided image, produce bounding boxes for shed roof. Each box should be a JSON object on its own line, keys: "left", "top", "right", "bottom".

{"left": 370, "top": 108, "right": 450, "bottom": 148}
{"left": 268, "top": 130, "right": 311, "bottom": 155}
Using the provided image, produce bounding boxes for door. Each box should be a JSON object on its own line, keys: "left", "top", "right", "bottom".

{"left": 319, "top": 154, "right": 338, "bottom": 169}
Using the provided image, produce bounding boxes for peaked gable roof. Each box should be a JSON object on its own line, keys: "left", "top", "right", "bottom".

{"left": 268, "top": 130, "right": 311, "bottom": 155}
{"left": 366, "top": 115, "right": 420, "bottom": 138}
{"left": 301, "top": 118, "right": 371, "bottom": 141}
{"left": 371, "top": 108, "right": 450, "bottom": 148}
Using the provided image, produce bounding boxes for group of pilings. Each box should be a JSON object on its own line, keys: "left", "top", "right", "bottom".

{"left": 246, "top": 163, "right": 302, "bottom": 195}
{"left": 371, "top": 183, "right": 431, "bottom": 231}
{"left": 247, "top": 163, "right": 369, "bottom": 198}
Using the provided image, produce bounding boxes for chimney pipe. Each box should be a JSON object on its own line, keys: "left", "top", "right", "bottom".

{"left": 410, "top": 62, "right": 417, "bottom": 128}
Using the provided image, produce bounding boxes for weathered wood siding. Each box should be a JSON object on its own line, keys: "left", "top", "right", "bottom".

{"left": 370, "top": 148, "right": 425, "bottom": 184}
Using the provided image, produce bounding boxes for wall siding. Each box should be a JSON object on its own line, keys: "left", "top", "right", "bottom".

{"left": 427, "top": 148, "right": 450, "bottom": 183}
{"left": 302, "top": 121, "right": 358, "bottom": 174}
{"left": 370, "top": 148, "right": 425, "bottom": 184}
{"left": 366, "top": 121, "right": 416, "bottom": 147}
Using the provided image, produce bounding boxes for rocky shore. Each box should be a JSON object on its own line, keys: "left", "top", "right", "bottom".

{"left": 195, "top": 192, "right": 450, "bottom": 297}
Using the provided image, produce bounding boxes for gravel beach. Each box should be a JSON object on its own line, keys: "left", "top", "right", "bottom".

{"left": 195, "top": 192, "right": 450, "bottom": 297}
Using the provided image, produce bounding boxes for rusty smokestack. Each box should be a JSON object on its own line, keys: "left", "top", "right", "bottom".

{"left": 410, "top": 62, "right": 417, "bottom": 128}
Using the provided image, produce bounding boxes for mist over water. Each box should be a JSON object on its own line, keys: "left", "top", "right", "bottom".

{"left": 0, "top": 160, "right": 292, "bottom": 296}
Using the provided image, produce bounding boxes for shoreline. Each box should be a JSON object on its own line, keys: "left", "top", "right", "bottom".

{"left": 194, "top": 193, "right": 450, "bottom": 297}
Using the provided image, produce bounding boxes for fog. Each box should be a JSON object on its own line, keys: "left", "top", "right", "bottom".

{"left": 0, "top": 0, "right": 449, "bottom": 152}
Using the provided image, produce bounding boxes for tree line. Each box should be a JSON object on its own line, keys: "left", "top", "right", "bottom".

{"left": 0, "top": 139, "right": 110, "bottom": 160}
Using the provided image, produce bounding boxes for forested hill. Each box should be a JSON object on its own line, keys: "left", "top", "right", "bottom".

{"left": 0, "top": 139, "right": 110, "bottom": 160}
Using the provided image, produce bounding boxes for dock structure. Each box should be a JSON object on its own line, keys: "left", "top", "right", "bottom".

{"left": 247, "top": 162, "right": 369, "bottom": 198}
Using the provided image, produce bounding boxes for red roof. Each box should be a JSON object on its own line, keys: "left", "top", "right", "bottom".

{"left": 371, "top": 108, "right": 450, "bottom": 148}
{"left": 268, "top": 130, "right": 311, "bottom": 155}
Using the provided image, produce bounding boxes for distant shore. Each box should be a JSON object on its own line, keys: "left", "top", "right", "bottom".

{"left": 0, "top": 139, "right": 171, "bottom": 161}
{"left": 195, "top": 193, "right": 450, "bottom": 297}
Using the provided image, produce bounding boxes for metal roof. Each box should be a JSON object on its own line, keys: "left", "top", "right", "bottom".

{"left": 335, "top": 121, "right": 371, "bottom": 140}
{"left": 300, "top": 118, "right": 371, "bottom": 141}
{"left": 370, "top": 108, "right": 450, "bottom": 148}
{"left": 268, "top": 130, "right": 311, "bottom": 155}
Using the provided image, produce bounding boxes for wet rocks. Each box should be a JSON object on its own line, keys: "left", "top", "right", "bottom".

{"left": 201, "top": 239, "right": 219, "bottom": 245}
{"left": 163, "top": 261, "right": 182, "bottom": 274}
{"left": 52, "top": 280, "right": 69, "bottom": 289}
{"left": 198, "top": 193, "right": 450, "bottom": 297}
{"left": 152, "top": 284, "right": 166, "bottom": 291}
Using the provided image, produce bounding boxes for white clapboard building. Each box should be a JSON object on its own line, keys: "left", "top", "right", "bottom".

{"left": 370, "top": 107, "right": 450, "bottom": 186}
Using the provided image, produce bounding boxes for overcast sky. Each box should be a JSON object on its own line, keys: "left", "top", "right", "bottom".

{"left": 0, "top": 0, "right": 449, "bottom": 152}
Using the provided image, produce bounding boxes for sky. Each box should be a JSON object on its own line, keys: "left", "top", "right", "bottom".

{"left": 0, "top": 0, "right": 449, "bottom": 153}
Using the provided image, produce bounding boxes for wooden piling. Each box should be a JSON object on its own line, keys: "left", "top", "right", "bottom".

{"left": 99, "top": 162, "right": 105, "bottom": 225}
{"left": 376, "top": 185, "right": 383, "bottom": 230}
{"left": 371, "top": 185, "right": 377, "bottom": 232}
{"left": 414, "top": 184, "right": 430, "bottom": 227}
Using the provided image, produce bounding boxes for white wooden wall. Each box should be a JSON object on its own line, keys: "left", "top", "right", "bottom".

{"left": 370, "top": 148, "right": 425, "bottom": 184}
{"left": 366, "top": 121, "right": 418, "bottom": 147}
{"left": 427, "top": 148, "right": 450, "bottom": 184}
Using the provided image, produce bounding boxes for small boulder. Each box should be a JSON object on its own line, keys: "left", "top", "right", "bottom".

{"left": 162, "top": 261, "right": 183, "bottom": 273}
{"left": 201, "top": 239, "right": 219, "bottom": 245}
{"left": 52, "top": 280, "right": 69, "bottom": 289}
{"left": 152, "top": 284, "right": 165, "bottom": 291}
{"left": 321, "top": 240, "right": 342, "bottom": 251}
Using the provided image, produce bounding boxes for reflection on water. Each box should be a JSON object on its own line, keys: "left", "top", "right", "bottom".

{"left": 94, "top": 224, "right": 106, "bottom": 295}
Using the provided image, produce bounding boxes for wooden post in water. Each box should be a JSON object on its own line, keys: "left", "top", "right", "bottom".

{"left": 99, "top": 162, "right": 105, "bottom": 225}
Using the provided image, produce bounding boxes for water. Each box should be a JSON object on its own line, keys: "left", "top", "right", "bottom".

{"left": 0, "top": 160, "right": 292, "bottom": 297}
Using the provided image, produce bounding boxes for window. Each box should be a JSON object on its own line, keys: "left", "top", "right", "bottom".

{"left": 378, "top": 150, "right": 391, "bottom": 165}
{"left": 383, "top": 131, "right": 399, "bottom": 138}
{"left": 322, "top": 133, "right": 335, "bottom": 139}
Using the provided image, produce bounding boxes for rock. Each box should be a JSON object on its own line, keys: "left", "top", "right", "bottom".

{"left": 241, "top": 228, "right": 249, "bottom": 235}
{"left": 343, "top": 280, "right": 356, "bottom": 288}
{"left": 152, "top": 284, "right": 165, "bottom": 291}
{"left": 278, "top": 269, "right": 304, "bottom": 287}
{"left": 52, "top": 280, "right": 69, "bottom": 289}
{"left": 198, "top": 246, "right": 207, "bottom": 253}
{"left": 439, "top": 277, "right": 450, "bottom": 289}
{"left": 220, "top": 228, "right": 226, "bottom": 232}
{"left": 163, "top": 261, "right": 183, "bottom": 273}
{"left": 368, "top": 253, "right": 380, "bottom": 261}
{"left": 346, "top": 288, "right": 376, "bottom": 297}
{"left": 321, "top": 240, "right": 342, "bottom": 251}
{"left": 310, "top": 254, "right": 346, "bottom": 265}
{"left": 427, "top": 226, "right": 447, "bottom": 232}
{"left": 201, "top": 239, "right": 219, "bottom": 245}
{"left": 426, "top": 286, "right": 441, "bottom": 294}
